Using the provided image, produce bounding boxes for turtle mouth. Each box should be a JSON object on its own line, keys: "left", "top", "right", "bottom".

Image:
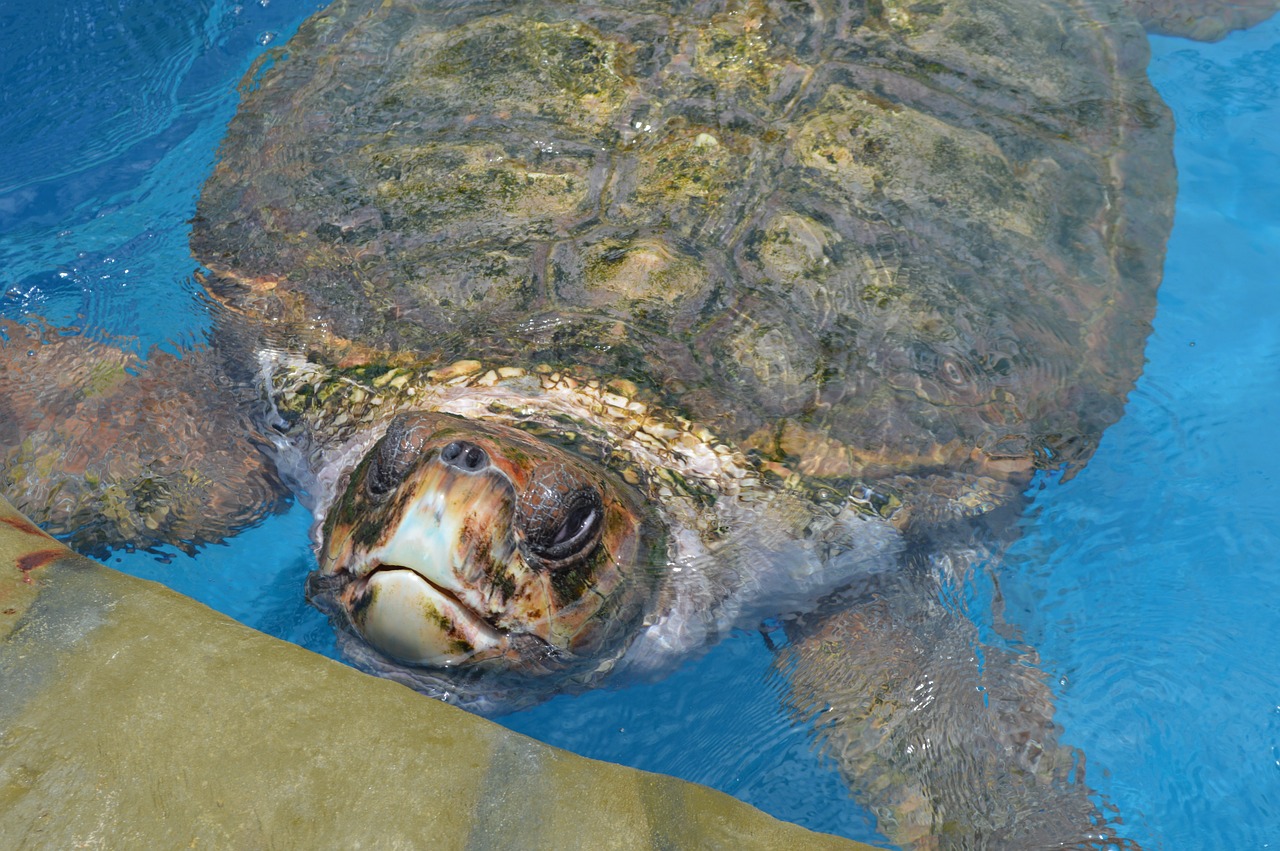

{"left": 359, "top": 561, "right": 474, "bottom": 612}
{"left": 341, "top": 560, "right": 507, "bottom": 666}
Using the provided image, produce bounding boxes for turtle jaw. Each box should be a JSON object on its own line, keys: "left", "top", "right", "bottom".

{"left": 341, "top": 564, "right": 507, "bottom": 666}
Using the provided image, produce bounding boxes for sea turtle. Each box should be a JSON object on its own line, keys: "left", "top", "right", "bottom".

{"left": 4, "top": 0, "right": 1275, "bottom": 845}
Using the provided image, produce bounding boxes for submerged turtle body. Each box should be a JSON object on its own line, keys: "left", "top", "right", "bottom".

{"left": 10, "top": 0, "right": 1181, "bottom": 705}
{"left": 1, "top": 0, "right": 1189, "bottom": 710}
{"left": 177, "top": 0, "right": 1178, "bottom": 707}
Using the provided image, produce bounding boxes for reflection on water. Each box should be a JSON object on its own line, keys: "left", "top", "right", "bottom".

{"left": 1, "top": 1, "right": 1278, "bottom": 848}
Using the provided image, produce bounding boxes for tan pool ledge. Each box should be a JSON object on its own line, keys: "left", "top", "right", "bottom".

{"left": 0, "top": 494, "right": 875, "bottom": 848}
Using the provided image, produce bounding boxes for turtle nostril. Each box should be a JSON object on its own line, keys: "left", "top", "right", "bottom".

{"left": 440, "top": 441, "right": 488, "bottom": 472}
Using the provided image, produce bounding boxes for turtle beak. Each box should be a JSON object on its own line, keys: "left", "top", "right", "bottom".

{"left": 343, "top": 566, "right": 506, "bottom": 665}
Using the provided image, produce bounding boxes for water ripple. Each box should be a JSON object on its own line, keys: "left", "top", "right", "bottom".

{"left": 0, "top": 0, "right": 206, "bottom": 197}
{"left": 0, "top": 0, "right": 320, "bottom": 348}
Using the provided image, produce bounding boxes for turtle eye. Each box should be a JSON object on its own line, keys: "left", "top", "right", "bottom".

{"left": 542, "top": 494, "right": 602, "bottom": 560}
{"left": 516, "top": 463, "right": 604, "bottom": 567}
{"left": 366, "top": 415, "right": 427, "bottom": 499}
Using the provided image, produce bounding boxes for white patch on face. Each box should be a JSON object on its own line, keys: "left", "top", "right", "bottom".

{"left": 375, "top": 488, "right": 471, "bottom": 598}
{"left": 357, "top": 459, "right": 523, "bottom": 622}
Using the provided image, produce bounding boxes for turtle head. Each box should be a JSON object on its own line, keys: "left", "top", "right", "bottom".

{"left": 311, "top": 412, "right": 662, "bottom": 674}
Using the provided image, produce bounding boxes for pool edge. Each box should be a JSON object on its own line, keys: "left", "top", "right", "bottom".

{"left": 0, "top": 494, "right": 877, "bottom": 849}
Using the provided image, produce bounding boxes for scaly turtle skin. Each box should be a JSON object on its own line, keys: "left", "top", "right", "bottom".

{"left": 5, "top": 0, "right": 1278, "bottom": 846}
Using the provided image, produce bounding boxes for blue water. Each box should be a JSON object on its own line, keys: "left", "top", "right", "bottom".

{"left": 2, "top": 3, "right": 1278, "bottom": 846}
{"left": 0, "top": 0, "right": 322, "bottom": 351}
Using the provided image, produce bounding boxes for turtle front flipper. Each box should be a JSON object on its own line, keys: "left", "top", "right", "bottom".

{"left": 0, "top": 320, "right": 288, "bottom": 554}
{"left": 779, "top": 559, "right": 1137, "bottom": 849}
